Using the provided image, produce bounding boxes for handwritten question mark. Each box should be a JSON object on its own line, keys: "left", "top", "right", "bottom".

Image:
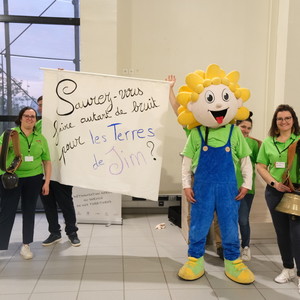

{"left": 146, "top": 141, "right": 156, "bottom": 160}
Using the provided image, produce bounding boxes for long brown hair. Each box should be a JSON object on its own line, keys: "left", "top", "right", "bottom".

{"left": 269, "top": 104, "right": 300, "bottom": 137}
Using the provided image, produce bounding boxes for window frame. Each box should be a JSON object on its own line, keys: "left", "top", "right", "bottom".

{"left": 0, "top": 0, "right": 80, "bottom": 124}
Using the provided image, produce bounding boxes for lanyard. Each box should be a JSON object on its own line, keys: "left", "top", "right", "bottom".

{"left": 273, "top": 137, "right": 295, "bottom": 157}
{"left": 20, "top": 129, "right": 34, "bottom": 154}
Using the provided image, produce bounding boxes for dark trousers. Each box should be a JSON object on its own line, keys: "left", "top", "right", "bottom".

{"left": 0, "top": 174, "right": 43, "bottom": 250}
{"left": 40, "top": 181, "right": 78, "bottom": 236}
{"left": 265, "top": 185, "right": 300, "bottom": 276}
{"left": 238, "top": 193, "right": 254, "bottom": 248}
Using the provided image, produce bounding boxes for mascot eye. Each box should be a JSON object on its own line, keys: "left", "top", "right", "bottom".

{"left": 222, "top": 89, "right": 230, "bottom": 102}
{"left": 205, "top": 91, "right": 215, "bottom": 103}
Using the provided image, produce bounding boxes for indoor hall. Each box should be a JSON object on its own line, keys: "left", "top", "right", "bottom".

{"left": 1, "top": 0, "right": 300, "bottom": 299}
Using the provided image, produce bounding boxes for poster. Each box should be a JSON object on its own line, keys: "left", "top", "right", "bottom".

{"left": 72, "top": 187, "right": 122, "bottom": 224}
{"left": 42, "top": 69, "right": 170, "bottom": 201}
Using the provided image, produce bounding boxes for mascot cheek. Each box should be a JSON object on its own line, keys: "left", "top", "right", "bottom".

{"left": 187, "top": 102, "right": 202, "bottom": 121}
{"left": 187, "top": 101, "right": 216, "bottom": 127}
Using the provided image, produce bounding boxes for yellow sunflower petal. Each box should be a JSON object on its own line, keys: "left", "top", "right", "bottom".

{"left": 206, "top": 64, "right": 226, "bottom": 79}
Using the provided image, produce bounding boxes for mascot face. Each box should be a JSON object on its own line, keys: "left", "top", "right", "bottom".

{"left": 176, "top": 64, "right": 250, "bottom": 130}
{"left": 188, "top": 84, "right": 242, "bottom": 128}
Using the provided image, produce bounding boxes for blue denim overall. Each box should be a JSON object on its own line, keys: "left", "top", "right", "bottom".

{"left": 188, "top": 125, "right": 240, "bottom": 261}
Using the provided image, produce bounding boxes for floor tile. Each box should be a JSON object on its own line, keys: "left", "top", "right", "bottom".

{"left": 123, "top": 235, "right": 155, "bottom": 247}
{"left": 42, "top": 259, "right": 85, "bottom": 275}
{"left": 30, "top": 292, "right": 78, "bottom": 300}
{"left": 0, "top": 212, "right": 296, "bottom": 299}
{"left": 123, "top": 257, "right": 163, "bottom": 273}
{"left": 257, "top": 287, "right": 300, "bottom": 299}
{"left": 0, "top": 260, "right": 46, "bottom": 276}
{"left": 87, "top": 246, "right": 122, "bottom": 257}
{"left": 214, "top": 288, "right": 265, "bottom": 299}
{"left": 124, "top": 272, "right": 168, "bottom": 290}
{"left": 77, "top": 290, "right": 123, "bottom": 300}
{"left": 169, "top": 288, "right": 217, "bottom": 300}
{"left": 0, "top": 294, "right": 30, "bottom": 300}
{"left": 123, "top": 246, "right": 159, "bottom": 257}
{"left": 33, "top": 273, "right": 81, "bottom": 293}
{"left": 0, "top": 274, "right": 39, "bottom": 294}
{"left": 125, "top": 289, "right": 172, "bottom": 300}
{"left": 84, "top": 257, "right": 123, "bottom": 273}
{"left": 80, "top": 272, "right": 123, "bottom": 291}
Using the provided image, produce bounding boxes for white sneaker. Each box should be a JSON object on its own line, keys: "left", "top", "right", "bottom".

{"left": 274, "top": 268, "right": 296, "bottom": 283}
{"left": 241, "top": 246, "right": 251, "bottom": 261}
{"left": 20, "top": 244, "right": 33, "bottom": 260}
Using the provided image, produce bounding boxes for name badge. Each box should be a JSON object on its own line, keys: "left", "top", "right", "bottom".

{"left": 25, "top": 156, "right": 34, "bottom": 162}
{"left": 275, "top": 161, "right": 285, "bottom": 168}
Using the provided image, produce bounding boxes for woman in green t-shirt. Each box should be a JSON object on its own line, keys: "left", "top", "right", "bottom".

{"left": 257, "top": 104, "right": 300, "bottom": 291}
{"left": 0, "top": 107, "right": 51, "bottom": 259}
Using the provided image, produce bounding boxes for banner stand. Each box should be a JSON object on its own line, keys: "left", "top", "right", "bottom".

{"left": 72, "top": 187, "right": 122, "bottom": 225}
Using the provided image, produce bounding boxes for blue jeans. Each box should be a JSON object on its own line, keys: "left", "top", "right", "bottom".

{"left": 238, "top": 193, "right": 254, "bottom": 248}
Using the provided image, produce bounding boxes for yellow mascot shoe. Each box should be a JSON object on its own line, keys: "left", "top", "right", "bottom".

{"left": 224, "top": 258, "right": 255, "bottom": 284}
{"left": 178, "top": 256, "right": 204, "bottom": 280}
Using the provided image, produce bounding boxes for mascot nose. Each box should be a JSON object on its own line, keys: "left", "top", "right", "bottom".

{"left": 216, "top": 103, "right": 222, "bottom": 109}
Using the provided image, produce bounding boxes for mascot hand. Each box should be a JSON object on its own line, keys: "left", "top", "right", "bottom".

{"left": 235, "top": 187, "right": 249, "bottom": 200}
{"left": 184, "top": 187, "right": 196, "bottom": 203}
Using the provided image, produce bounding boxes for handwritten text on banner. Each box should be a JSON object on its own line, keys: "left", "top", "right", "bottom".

{"left": 42, "top": 69, "right": 170, "bottom": 201}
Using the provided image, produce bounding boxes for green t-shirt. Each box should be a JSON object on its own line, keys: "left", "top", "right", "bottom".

{"left": 35, "top": 119, "right": 42, "bottom": 134}
{"left": 182, "top": 124, "right": 251, "bottom": 174}
{"left": 257, "top": 133, "right": 300, "bottom": 183}
{"left": 0, "top": 126, "right": 51, "bottom": 178}
{"left": 236, "top": 136, "right": 260, "bottom": 193}
{"left": 183, "top": 127, "right": 191, "bottom": 137}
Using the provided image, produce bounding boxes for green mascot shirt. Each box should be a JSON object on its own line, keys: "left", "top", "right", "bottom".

{"left": 182, "top": 124, "right": 251, "bottom": 174}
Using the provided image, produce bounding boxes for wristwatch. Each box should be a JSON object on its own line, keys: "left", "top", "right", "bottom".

{"left": 270, "top": 181, "right": 275, "bottom": 187}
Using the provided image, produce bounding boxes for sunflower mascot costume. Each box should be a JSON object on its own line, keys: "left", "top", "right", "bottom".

{"left": 177, "top": 64, "right": 255, "bottom": 284}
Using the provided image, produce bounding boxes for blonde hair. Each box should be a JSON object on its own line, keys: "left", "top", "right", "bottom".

{"left": 177, "top": 64, "right": 250, "bottom": 129}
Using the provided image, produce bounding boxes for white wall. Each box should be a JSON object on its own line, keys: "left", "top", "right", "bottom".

{"left": 80, "top": 0, "right": 117, "bottom": 74}
{"left": 284, "top": 0, "right": 300, "bottom": 114}
{"left": 80, "top": 0, "right": 296, "bottom": 196}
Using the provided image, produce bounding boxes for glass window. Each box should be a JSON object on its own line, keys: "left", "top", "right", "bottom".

{"left": 9, "top": 23, "right": 75, "bottom": 59}
{"left": 0, "top": 23, "right": 4, "bottom": 51}
{"left": 7, "top": 0, "right": 77, "bottom": 18}
{"left": 0, "top": 0, "right": 79, "bottom": 132}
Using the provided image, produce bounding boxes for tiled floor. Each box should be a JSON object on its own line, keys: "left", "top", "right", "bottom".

{"left": 0, "top": 212, "right": 299, "bottom": 300}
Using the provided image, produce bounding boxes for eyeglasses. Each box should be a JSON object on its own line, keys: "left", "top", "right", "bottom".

{"left": 23, "top": 114, "right": 36, "bottom": 119}
{"left": 276, "top": 116, "right": 292, "bottom": 122}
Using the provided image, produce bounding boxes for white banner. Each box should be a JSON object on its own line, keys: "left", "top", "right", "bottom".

{"left": 42, "top": 69, "right": 169, "bottom": 201}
